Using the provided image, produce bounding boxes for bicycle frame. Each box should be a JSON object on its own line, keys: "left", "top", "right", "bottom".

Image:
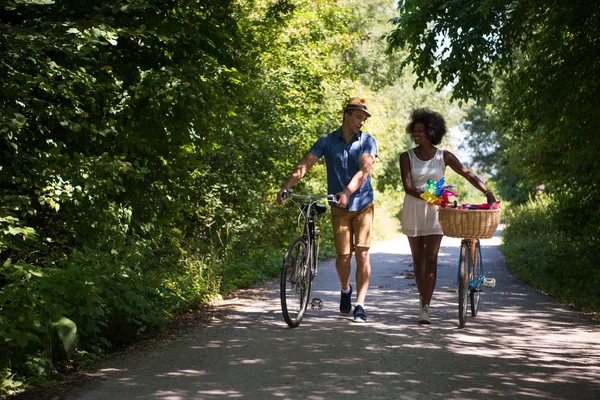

{"left": 286, "top": 192, "right": 336, "bottom": 278}
{"left": 457, "top": 239, "right": 485, "bottom": 289}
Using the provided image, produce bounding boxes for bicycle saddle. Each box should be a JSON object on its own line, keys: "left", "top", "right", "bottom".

{"left": 302, "top": 203, "right": 327, "bottom": 214}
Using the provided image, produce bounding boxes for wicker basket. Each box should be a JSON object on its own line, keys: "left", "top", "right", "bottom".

{"left": 438, "top": 207, "right": 500, "bottom": 239}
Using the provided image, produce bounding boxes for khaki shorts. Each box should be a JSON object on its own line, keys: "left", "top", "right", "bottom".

{"left": 330, "top": 202, "right": 375, "bottom": 255}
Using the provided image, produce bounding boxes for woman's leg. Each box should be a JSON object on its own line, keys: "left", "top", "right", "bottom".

{"left": 407, "top": 236, "right": 425, "bottom": 300}
{"left": 408, "top": 235, "right": 443, "bottom": 306}
{"left": 419, "top": 235, "right": 443, "bottom": 305}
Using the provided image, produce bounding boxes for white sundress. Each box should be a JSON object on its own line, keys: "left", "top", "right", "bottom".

{"left": 401, "top": 148, "right": 446, "bottom": 237}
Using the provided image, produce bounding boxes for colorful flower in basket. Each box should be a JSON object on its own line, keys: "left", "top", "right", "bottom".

{"left": 420, "top": 177, "right": 457, "bottom": 207}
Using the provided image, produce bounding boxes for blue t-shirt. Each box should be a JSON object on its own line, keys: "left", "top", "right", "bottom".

{"left": 309, "top": 128, "right": 378, "bottom": 211}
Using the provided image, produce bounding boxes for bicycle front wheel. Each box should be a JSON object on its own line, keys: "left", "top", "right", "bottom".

{"left": 470, "top": 242, "right": 482, "bottom": 317}
{"left": 458, "top": 241, "right": 469, "bottom": 328}
{"left": 280, "top": 237, "right": 312, "bottom": 328}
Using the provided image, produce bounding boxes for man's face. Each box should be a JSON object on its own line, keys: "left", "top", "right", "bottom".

{"left": 345, "top": 110, "right": 369, "bottom": 133}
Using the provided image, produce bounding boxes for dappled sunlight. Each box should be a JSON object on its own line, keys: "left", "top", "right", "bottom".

{"left": 154, "top": 389, "right": 205, "bottom": 399}
{"left": 370, "top": 371, "right": 401, "bottom": 376}
{"left": 160, "top": 370, "right": 207, "bottom": 377}
{"left": 195, "top": 389, "right": 243, "bottom": 397}
{"left": 229, "top": 359, "right": 266, "bottom": 366}
{"left": 97, "top": 368, "right": 125, "bottom": 373}
{"left": 74, "top": 233, "right": 599, "bottom": 400}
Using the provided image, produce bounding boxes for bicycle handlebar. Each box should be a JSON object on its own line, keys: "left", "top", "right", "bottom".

{"left": 281, "top": 189, "right": 339, "bottom": 203}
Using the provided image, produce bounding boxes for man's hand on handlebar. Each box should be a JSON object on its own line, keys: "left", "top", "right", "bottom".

{"left": 336, "top": 191, "right": 349, "bottom": 208}
{"left": 277, "top": 189, "right": 290, "bottom": 206}
{"left": 328, "top": 194, "right": 340, "bottom": 206}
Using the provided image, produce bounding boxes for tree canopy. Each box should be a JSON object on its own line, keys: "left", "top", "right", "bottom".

{"left": 387, "top": 0, "right": 600, "bottom": 196}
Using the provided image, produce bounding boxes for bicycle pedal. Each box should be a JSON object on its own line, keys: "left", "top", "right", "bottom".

{"left": 310, "top": 298, "right": 324, "bottom": 310}
{"left": 483, "top": 278, "right": 496, "bottom": 288}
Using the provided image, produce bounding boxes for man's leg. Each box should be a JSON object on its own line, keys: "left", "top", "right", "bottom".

{"left": 331, "top": 207, "right": 353, "bottom": 313}
{"left": 353, "top": 202, "right": 374, "bottom": 305}
{"left": 351, "top": 203, "right": 374, "bottom": 322}
{"left": 336, "top": 254, "right": 353, "bottom": 314}
{"left": 354, "top": 246, "right": 371, "bottom": 305}
{"left": 335, "top": 254, "right": 352, "bottom": 291}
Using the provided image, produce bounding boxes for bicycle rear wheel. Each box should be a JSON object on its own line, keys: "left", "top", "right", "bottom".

{"left": 458, "top": 241, "right": 469, "bottom": 328}
{"left": 470, "top": 242, "right": 482, "bottom": 317}
{"left": 280, "top": 237, "right": 312, "bottom": 328}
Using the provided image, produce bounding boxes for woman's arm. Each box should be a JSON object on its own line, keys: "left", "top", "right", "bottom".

{"left": 444, "top": 150, "right": 497, "bottom": 203}
{"left": 400, "top": 152, "right": 424, "bottom": 200}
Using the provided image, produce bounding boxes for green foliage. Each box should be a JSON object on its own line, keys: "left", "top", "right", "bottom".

{"left": 460, "top": 104, "right": 531, "bottom": 204}
{"left": 502, "top": 193, "right": 600, "bottom": 313}
{"left": 1, "top": 0, "right": 403, "bottom": 395}
{"left": 387, "top": 0, "right": 600, "bottom": 196}
{"left": 0, "top": 251, "right": 169, "bottom": 389}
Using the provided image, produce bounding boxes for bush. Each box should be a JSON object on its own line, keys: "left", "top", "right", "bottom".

{"left": 502, "top": 192, "right": 600, "bottom": 314}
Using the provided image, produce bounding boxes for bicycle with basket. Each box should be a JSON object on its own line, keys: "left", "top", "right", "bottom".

{"left": 438, "top": 202, "right": 501, "bottom": 328}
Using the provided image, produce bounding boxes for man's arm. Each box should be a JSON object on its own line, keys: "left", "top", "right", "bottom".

{"left": 337, "top": 153, "right": 376, "bottom": 208}
{"left": 277, "top": 152, "right": 320, "bottom": 205}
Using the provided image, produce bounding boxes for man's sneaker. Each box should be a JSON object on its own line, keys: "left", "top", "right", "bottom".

{"left": 418, "top": 305, "right": 431, "bottom": 324}
{"left": 340, "top": 285, "right": 352, "bottom": 314}
{"left": 353, "top": 304, "right": 367, "bottom": 323}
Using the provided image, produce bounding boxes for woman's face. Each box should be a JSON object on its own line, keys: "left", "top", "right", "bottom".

{"left": 412, "top": 122, "right": 429, "bottom": 145}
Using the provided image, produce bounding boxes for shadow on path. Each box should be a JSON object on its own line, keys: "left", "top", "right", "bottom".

{"left": 64, "top": 228, "right": 600, "bottom": 400}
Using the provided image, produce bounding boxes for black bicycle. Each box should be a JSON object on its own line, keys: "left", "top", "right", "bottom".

{"left": 280, "top": 190, "right": 337, "bottom": 328}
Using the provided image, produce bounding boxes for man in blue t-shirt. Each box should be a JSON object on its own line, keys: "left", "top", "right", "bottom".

{"left": 277, "top": 97, "right": 378, "bottom": 323}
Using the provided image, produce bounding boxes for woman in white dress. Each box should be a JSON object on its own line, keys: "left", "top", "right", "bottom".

{"left": 400, "top": 109, "right": 496, "bottom": 324}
